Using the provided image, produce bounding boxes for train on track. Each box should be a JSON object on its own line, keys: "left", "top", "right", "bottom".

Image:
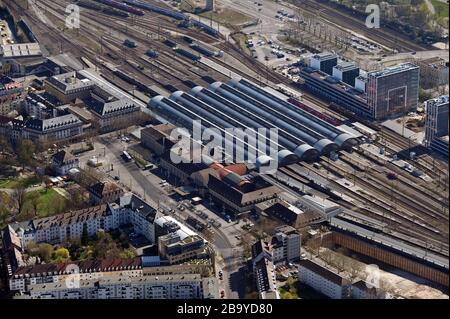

{"left": 95, "top": 0, "right": 144, "bottom": 16}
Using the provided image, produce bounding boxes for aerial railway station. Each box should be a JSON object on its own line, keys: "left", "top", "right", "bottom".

{"left": 149, "top": 78, "right": 359, "bottom": 167}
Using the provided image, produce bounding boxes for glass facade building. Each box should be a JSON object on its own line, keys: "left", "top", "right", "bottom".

{"left": 367, "top": 63, "right": 420, "bottom": 120}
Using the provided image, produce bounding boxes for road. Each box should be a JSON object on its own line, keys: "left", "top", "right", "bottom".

{"left": 75, "top": 133, "right": 247, "bottom": 298}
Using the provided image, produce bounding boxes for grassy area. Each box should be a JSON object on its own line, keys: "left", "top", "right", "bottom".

{"left": 231, "top": 32, "right": 252, "bottom": 56}
{"left": 278, "top": 276, "right": 329, "bottom": 299}
{"left": 431, "top": 0, "right": 449, "bottom": 27}
{"left": 432, "top": 0, "right": 449, "bottom": 18}
{"left": 278, "top": 277, "right": 299, "bottom": 299}
{"left": 0, "top": 176, "right": 41, "bottom": 189}
{"left": 22, "top": 188, "right": 68, "bottom": 218}
{"left": 200, "top": 8, "right": 253, "bottom": 26}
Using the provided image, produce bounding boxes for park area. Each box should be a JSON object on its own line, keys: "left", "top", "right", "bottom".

{"left": 0, "top": 184, "right": 70, "bottom": 228}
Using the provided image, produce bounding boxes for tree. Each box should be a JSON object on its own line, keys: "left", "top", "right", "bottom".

{"left": 52, "top": 195, "right": 67, "bottom": 214}
{"left": 11, "top": 186, "right": 27, "bottom": 220}
{"left": 0, "top": 205, "right": 10, "bottom": 229}
{"left": 27, "top": 191, "right": 40, "bottom": 217}
{"left": 0, "top": 136, "right": 13, "bottom": 154}
{"left": 66, "top": 187, "right": 87, "bottom": 211}
{"left": 17, "top": 139, "right": 35, "bottom": 168}
{"left": 38, "top": 243, "right": 54, "bottom": 263}
{"left": 52, "top": 247, "right": 70, "bottom": 263}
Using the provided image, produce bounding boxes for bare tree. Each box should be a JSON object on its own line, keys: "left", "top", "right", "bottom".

{"left": 347, "top": 259, "right": 364, "bottom": 282}
{"left": 12, "top": 186, "right": 27, "bottom": 220}
{"left": 28, "top": 191, "right": 40, "bottom": 217}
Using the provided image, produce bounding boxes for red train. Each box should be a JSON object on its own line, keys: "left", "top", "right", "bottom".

{"left": 95, "top": 0, "right": 144, "bottom": 16}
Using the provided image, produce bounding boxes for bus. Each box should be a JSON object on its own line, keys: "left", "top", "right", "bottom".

{"left": 122, "top": 151, "right": 132, "bottom": 162}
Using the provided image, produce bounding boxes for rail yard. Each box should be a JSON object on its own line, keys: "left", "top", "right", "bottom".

{"left": 0, "top": 0, "right": 448, "bottom": 300}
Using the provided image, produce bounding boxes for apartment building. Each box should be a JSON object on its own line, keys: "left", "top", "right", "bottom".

{"left": 89, "top": 181, "right": 124, "bottom": 205}
{"left": 25, "top": 273, "right": 210, "bottom": 299}
{"left": 251, "top": 240, "right": 279, "bottom": 299}
{"left": 270, "top": 226, "right": 301, "bottom": 263}
{"left": 9, "top": 256, "right": 216, "bottom": 299}
{"left": 6, "top": 194, "right": 159, "bottom": 248}
{"left": 298, "top": 259, "right": 351, "bottom": 299}
{"left": 0, "top": 75, "right": 23, "bottom": 115}
{"left": 9, "top": 257, "right": 143, "bottom": 292}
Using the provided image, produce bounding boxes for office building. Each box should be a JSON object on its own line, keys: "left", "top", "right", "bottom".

{"left": 310, "top": 52, "right": 338, "bottom": 75}
{"left": 417, "top": 57, "right": 449, "bottom": 90}
{"left": 155, "top": 215, "right": 208, "bottom": 264}
{"left": 332, "top": 62, "right": 360, "bottom": 86}
{"left": 141, "top": 123, "right": 177, "bottom": 156}
{"left": 86, "top": 87, "right": 140, "bottom": 133}
{"left": 299, "top": 67, "right": 372, "bottom": 118}
{"left": 424, "top": 95, "right": 449, "bottom": 152}
{"left": 207, "top": 173, "right": 280, "bottom": 216}
{"left": 44, "top": 71, "right": 94, "bottom": 104}
{"left": 366, "top": 63, "right": 420, "bottom": 119}
{"left": 23, "top": 113, "right": 84, "bottom": 145}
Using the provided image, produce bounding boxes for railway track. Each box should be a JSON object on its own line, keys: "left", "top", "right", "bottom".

{"left": 278, "top": 164, "right": 448, "bottom": 255}
{"left": 340, "top": 150, "right": 449, "bottom": 210}
{"left": 42, "top": 0, "right": 226, "bottom": 89}
{"left": 379, "top": 127, "right": 449, "bottom": 180}
{"left": 294, "top": 0, "right": 429, "bottom": 52}
{"left": 319, "top": 157, "right": 446, "bottom": 224}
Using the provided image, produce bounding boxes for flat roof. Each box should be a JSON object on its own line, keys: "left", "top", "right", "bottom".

{"left": 334, "top": 62, "right": 358, "bottom": 72}
{"left": 368, "top": 62, "right": 419, "bottom": 78}
{"left": 1, "top": 43, "right": 41, "bottom": 58}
